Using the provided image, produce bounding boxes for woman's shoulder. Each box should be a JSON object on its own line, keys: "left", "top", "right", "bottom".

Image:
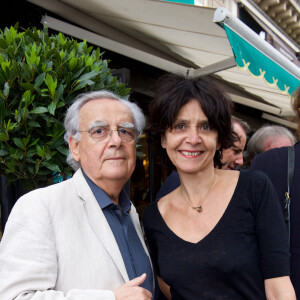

{"left": 143, "top": 190, "right": 176, "bottom": 227}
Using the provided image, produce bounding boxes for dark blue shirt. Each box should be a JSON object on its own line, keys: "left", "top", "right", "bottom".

{"left": 82, "top": 171, "right": 153, "bottom": 294}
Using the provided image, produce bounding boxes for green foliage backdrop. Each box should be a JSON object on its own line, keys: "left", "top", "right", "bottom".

{"left": 0, "top": 25, "right": 130, "bottom": 190}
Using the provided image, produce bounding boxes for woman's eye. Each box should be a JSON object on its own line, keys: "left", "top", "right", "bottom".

{"left": 201, "top": 123, "right": 211, "bottom": 131}
{"left": 174, "top": 123, "right": 186, "bottom": 130}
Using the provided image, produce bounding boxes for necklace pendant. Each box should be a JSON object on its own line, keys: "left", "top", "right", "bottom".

{"left": 193, "top": 206, "right": 202, "bottom": 212}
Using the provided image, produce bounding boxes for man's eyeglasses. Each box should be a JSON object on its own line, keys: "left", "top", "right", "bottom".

{"left": 78, "top": 126, "right": 139, "bottom": 143}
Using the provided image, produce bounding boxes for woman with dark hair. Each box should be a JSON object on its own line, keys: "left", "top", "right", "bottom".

{"left": 143, "top": 74, "right": 295, "bottom": 300}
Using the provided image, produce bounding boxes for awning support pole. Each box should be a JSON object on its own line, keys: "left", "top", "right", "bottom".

{"left": 187, "top": 57, "right": 236, "bottom": 77}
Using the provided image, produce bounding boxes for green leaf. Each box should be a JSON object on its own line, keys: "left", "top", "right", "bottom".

{"left": 34, "top": 73, "right": 46, "bottom": 88}
{"left": 57, "top": 102, "right": 65, "bottom": 108}
{"left": 48, "top": 102, "right": 56, "bottom": 115}
{"left": 13, "top": 138, "right": 25, "bottom": 150}
{"left": 0, "top": 150, "right": 8, "bottom": 156}
{"left": 41, "top": 161, "right": 61, "bottom": 173}
{"left": 36, "top": 146, "right": 45, "bottom": 158}
{"left": 57, "top": 146, "right": 69, "bottom": 155}
{"left": 68, "top": 57, "right": 78, "bottom": 71}
{"left": 0, "top": 101, "right": 5, "bottom": 123}
{"left": 3, "top": 82, "right": 9, "bottom": 97}
{"left": 31, "top": 106, "right": 48, "bottom": 114}
{"left": 37, "top": 169, "right": 52, "bottom": 176}
{"left": 35, "top": 162, "right": 40, "bottom": 174}
{"left": 22, "top": 90, "right": 34, "bottom": 107}
{"left": 20, "top": 83, "right": 35, "bottom": 91}
{"left": 7, "top": 160, "right": 16, "bottom": 172}
{"left": 28, "top": 138, "right": 40, "bottom": 147}
{"left": 26, "top": 149, "right": 36, "bottom": 158}
{"left": 0, "top": 133, "right": 9, "bottom": 141}
{"left": 28, "top": 121, "right": 41, "bottom": 128}
{"left": 78, "top": 70, "right": 100, "bottom": 82}
{"left": 51, "top": 136, "right": 64, "bottom": 149}
{"left": 0, "top": 37, "right": 8, "bottom": 48}
{"left": 22, "top": 136, "right": 30, "bottom": 147}
{"left": 11, "top": 149, "right": 23, "bottom": 160}
{"left": 44, "top": 73, "right": 57, "bottom": 96}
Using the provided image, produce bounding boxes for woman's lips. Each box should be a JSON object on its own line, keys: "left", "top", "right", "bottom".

{"left": 179, "top": 150, "right": 203, "bottom": 158}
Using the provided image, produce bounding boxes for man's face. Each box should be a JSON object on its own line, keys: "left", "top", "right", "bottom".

{"left": 221, "top": 122, "right": 247, "bottom": 170}
{"left": 69, "top": 98, "right": 137, "bottom": 188}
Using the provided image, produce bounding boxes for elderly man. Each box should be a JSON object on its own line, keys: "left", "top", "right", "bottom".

{"left": 0, "top": 91, "right": 153, "bottom": 300}
{"left": 155, "top": 116, "right": 250, "bottom": 200}
{"left": 246, "top": 124, "right": 296, "bottom": 165}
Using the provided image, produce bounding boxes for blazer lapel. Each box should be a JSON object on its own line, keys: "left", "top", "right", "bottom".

{"left": 72, "top": 169, "right": 129, "bottom": 283}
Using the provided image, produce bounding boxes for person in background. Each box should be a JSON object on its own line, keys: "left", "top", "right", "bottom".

{"left": 0, "top": 90, "right": 154, "bottom": 300}
{"left": 246, "top": 124, "right": 296, "bottom": 165}
{"left": 250, "top": 87, "right": 300, "bottom": 298}
{"left": 218, "top": 116, "right": 250, "bottom": 170}
{"left": 143, "top": 73, "right": 295, "bottom": 300}
{"left": 155, "top": 116, "right": 250, "bottom": 200}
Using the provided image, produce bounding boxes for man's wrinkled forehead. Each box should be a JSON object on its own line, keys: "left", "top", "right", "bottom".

{"left": 79, "top": 98, "right": 134, "bottom": 127}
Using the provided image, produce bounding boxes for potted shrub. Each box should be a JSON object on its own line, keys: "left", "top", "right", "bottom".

{"left": 0, "top": 24, "right": 129, "bottom": 190}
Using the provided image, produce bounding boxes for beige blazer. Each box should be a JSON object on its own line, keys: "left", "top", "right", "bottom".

{"left": 0, "top": 169, "right": 152, "bottom": 299}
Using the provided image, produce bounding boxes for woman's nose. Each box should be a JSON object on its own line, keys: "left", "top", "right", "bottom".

{"left": 185, "top": 128, "right": 201, "bottom": 144}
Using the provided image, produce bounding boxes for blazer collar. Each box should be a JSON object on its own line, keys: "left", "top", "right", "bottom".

{"left": 72, "top": 168, "right": 129, "bottom": 282}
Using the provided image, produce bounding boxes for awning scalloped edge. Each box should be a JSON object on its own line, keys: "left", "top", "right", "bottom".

{"left": 237, "top": 59, "right": 290, "bottom": 95}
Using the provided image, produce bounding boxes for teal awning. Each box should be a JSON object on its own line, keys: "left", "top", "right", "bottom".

{"left": 214, "top": 7, "right": 300, "bottom": 96}
{"left": 224, "top": 25, "right": 299, "bottom": 96}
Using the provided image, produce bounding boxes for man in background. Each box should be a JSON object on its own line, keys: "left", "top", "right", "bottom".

{"left": 246, "top": 124, "right": 296, "bottom": 165}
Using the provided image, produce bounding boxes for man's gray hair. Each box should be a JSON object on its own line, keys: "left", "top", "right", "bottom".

{"left": 64, "top": 90, "right": 145, "bottom": 170}
{"left": 246, "top": 124, "right": 296, "bottom": 163}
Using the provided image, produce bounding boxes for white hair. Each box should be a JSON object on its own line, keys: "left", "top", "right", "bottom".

{"left": 247, "top": 124, "right": 296, "bottom": 162}
{"left": 64, "top": 90, "right": 145, "bottom": 170}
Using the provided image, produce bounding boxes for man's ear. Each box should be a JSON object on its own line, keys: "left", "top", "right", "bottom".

{"left": 161, "top": 135, "right": 166, "bottom": 149}
{"left": 68, "top": 135, "right": 80, "bottom": 162}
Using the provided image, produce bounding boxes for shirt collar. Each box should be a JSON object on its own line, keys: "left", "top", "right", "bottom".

{"left": 82, "top": 169, "right": 131, "bottom": 213}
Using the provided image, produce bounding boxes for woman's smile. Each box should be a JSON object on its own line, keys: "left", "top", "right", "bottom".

{"left": 179, "top": 150, "right": 203, "bottom": 157}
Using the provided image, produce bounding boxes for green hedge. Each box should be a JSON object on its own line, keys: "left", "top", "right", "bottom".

{"left": 0, "top": 25, "right": 129, "bottom": 190}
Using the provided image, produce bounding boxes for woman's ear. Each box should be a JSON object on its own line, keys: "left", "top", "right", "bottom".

{"left": 161, "top": 135, "right": 167, "bottom": 149}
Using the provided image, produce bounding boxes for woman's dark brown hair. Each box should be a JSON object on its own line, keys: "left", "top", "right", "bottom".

{"left": 147, "top": 73, "right": 235, "bottom": 169}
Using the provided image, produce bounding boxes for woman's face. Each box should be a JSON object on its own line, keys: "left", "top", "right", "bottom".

{"left": 161, "top": 99, "right": 219, "bottom": 174}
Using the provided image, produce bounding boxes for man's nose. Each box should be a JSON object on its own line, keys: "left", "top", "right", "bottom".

{"left": 234, "top": 154, "right": 244, "bottom": 166}
{"left": 108, "top": 129, "right": 122, "bottom": 146}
